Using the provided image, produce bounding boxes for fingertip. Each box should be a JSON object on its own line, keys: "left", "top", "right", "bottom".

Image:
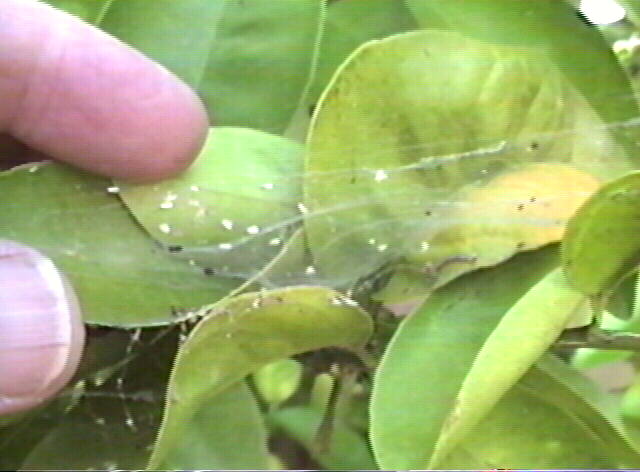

{"left": 0, "top": 241, "right": 85, "bottom": 416}
{"left": 1, "top": 0, "right": 209, "bottom": 181}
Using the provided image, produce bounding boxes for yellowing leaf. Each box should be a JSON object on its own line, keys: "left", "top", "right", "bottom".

{"left": 418, "top": 163, "right": 601, "bottom": 288}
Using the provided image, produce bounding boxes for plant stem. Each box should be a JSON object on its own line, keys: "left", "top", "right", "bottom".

{"left": 555, "top": 326, "right": 640, "bottom": 351}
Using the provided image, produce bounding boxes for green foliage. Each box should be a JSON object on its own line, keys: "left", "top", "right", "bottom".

{"left": 7, "top": 0, "right": 640, "bottom": 469}
{"left": 0, "top": 163, "right": 237, "bottom": 326}
{"left": 563, "top": 172, "right": 640, "bottom": 300}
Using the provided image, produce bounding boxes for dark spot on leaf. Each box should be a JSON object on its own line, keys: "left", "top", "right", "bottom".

{"left": 308, "top": 103, "right": 317, "bottom": 117}
{"left": 425, "top": 210, "right": 432, "bottom": 216}
{"left": 203, "top": 267, "right": 216, "bottom": 276}
{"left": 528, "top": 141, "right": 539, "bottom": 151}
{"left": 168, "top": 245, "right": 183, "bottom": 253}
{"left": 517, "top": 203, "right": 524, "bottom": 211}
{"left": 530, "top": 196, "right": 537, "bottom": 203}
{"left": 516, "top": 242, "right": 526, "bottom": 250}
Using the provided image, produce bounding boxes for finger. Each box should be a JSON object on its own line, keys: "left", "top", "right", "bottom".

{"left": 0, "top": 0, "right": 208, "bottom": 181}
{"left": 0, "top": 240, "right": 85, "bottom": 415}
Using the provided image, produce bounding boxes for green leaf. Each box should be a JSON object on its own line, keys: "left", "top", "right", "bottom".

{"left": 268, "top": 406, "right": 377, "bottom": 470}
{"left": 370, "top": 246, "right": 558, "bottom": 469}
{"left": 117, "top": 127, "right": 304, "bottom": 280}
{"left": 0, "top": 162, "right": 236, "bottom": 326}
{"left": 430, "top": 267, "right": 586, "bottom": 467}
{"left": 563, "top": 172, "right": 640, "bottom": 300}
{"left": 307, "top": 0, "right": 417, "bottom": 104}
{"left": 304, "top": 29, "right": 630, "bottom": 290}
{"left": 160, "top": 382, "right": 270, "bottom": 470}
{"left": 440, "top": 353, "right": 640, "bottom": 468}
{"left": 404, "top": 0, "right": 640, "bottom": 159}
{"left": 147, "top": 286, "right": 373, "bottom": 468}
{"left": 527, "top": 353, "right": 640, "bottom": 465}
{"left": 199, "top": 0, "right": 324, "bottom": 134}
{"left": 441, "top": 383, "right": 622, "bottom": 469}
{"left": 253, "top": 359, "right": 303, "bottom": 408}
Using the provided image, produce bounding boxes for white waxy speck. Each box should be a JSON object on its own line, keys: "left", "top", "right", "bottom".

{"left": 218, "top": 243, "right": 233, "bottom": 251}
{"left": 247, "top": 225, "right": 260, "bottom": 235}
{"left": 188, "top": 259, "right": 196, "bottom": 266}
{"left": 368, "top": 238, "right": 377, "bottom": 245}
{"left": 106, "top": 186, "right": 120, "bottom": 194}
{"left": 420, "top": 241, "right": 430, "bottom": 252}
{"left": 165, "top": 192, "right": 178, "bottom": 201}
{"left": 269, "top": 238, "right": 282, "bottom": 246}
{"left": 374, "top": 169, "right": 388, "bottom": 181}
{"left": 159, "top": 201, "right": 174, "bottom": 209}
{"left": 190, "top": 185, "right": 201, "bottom": 192}
{"left": 342, "top": 297, "right": 359, "bottom": 307}
{"left": 297, "top": 202, "right": 309, "bottom": 214}
{"left": 158, "top": 223, "right": 172, "bottom": 234}
{"left": 377, "top": 243, "right": 388, "bottom": 252}
{"left": 261, "top": 183, "right": 274, "bottom": 190}
{"left": 28, "top": 165, "right": 40, "bottom": 173}
{"left": 305, "top": 265, "right": 316, "bottom": 275}
{"left": 195, "top": 208, "right": 207, "bottom": 219}
{"left": 221, "top": 219, "right": 234, "bottom": 230}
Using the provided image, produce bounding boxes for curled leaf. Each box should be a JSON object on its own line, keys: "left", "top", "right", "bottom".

{"left": 148, "top": 285, "right": 373, "bottom": 468}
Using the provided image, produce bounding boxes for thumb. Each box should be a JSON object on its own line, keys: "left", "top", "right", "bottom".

{"left": 0, "top": 240, "right": 85, "bottom": 415}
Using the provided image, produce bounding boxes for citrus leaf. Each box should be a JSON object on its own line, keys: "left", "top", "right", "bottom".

{"left": 147, "top": 286, "right": 373, "bottom": 468}
{"left": 404, "top": 0, "right": 640, "bottom": 158}
{"left": 304, "top": 30, "right": 630, "bottom": 290}
{"left": 527, "top": 353, "right": 640, "bottom": 466}
{"left": 370, "top": 246, "right": 559, "bottom": 469}
{"left": 430, "top": 267, "right": 586, "bottom": 467}
{"left": 0, "top": 162, "right": 236, "bottom": 327}
{"left": 563, "top": 172, "right": 640, "bottom": 300}
{"left": 117, "top": 127, "right": 304, "bottom": 280}
{"left": 441, "top": 382, "right": 622, "bottom": 469}
{"left": 307, "top": 0, "right": 417, "bottom": 104}
{"left": 159, "top": 382, "right": 270, "bottom": 470}
{"left": 200, "top": 0, "right": 324, "bottom": 134}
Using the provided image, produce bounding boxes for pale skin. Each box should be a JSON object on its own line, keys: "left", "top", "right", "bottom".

{"left": 0, "top": 0, "right": 208, "bottom": 414}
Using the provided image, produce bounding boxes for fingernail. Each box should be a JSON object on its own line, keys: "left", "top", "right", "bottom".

{"left": 0, "top": 241, "right": 85, "bottom": 415}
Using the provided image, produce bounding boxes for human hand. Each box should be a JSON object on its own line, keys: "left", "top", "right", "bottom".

{"left": 0, "top": 0, "right": 208, "bottom": 415}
